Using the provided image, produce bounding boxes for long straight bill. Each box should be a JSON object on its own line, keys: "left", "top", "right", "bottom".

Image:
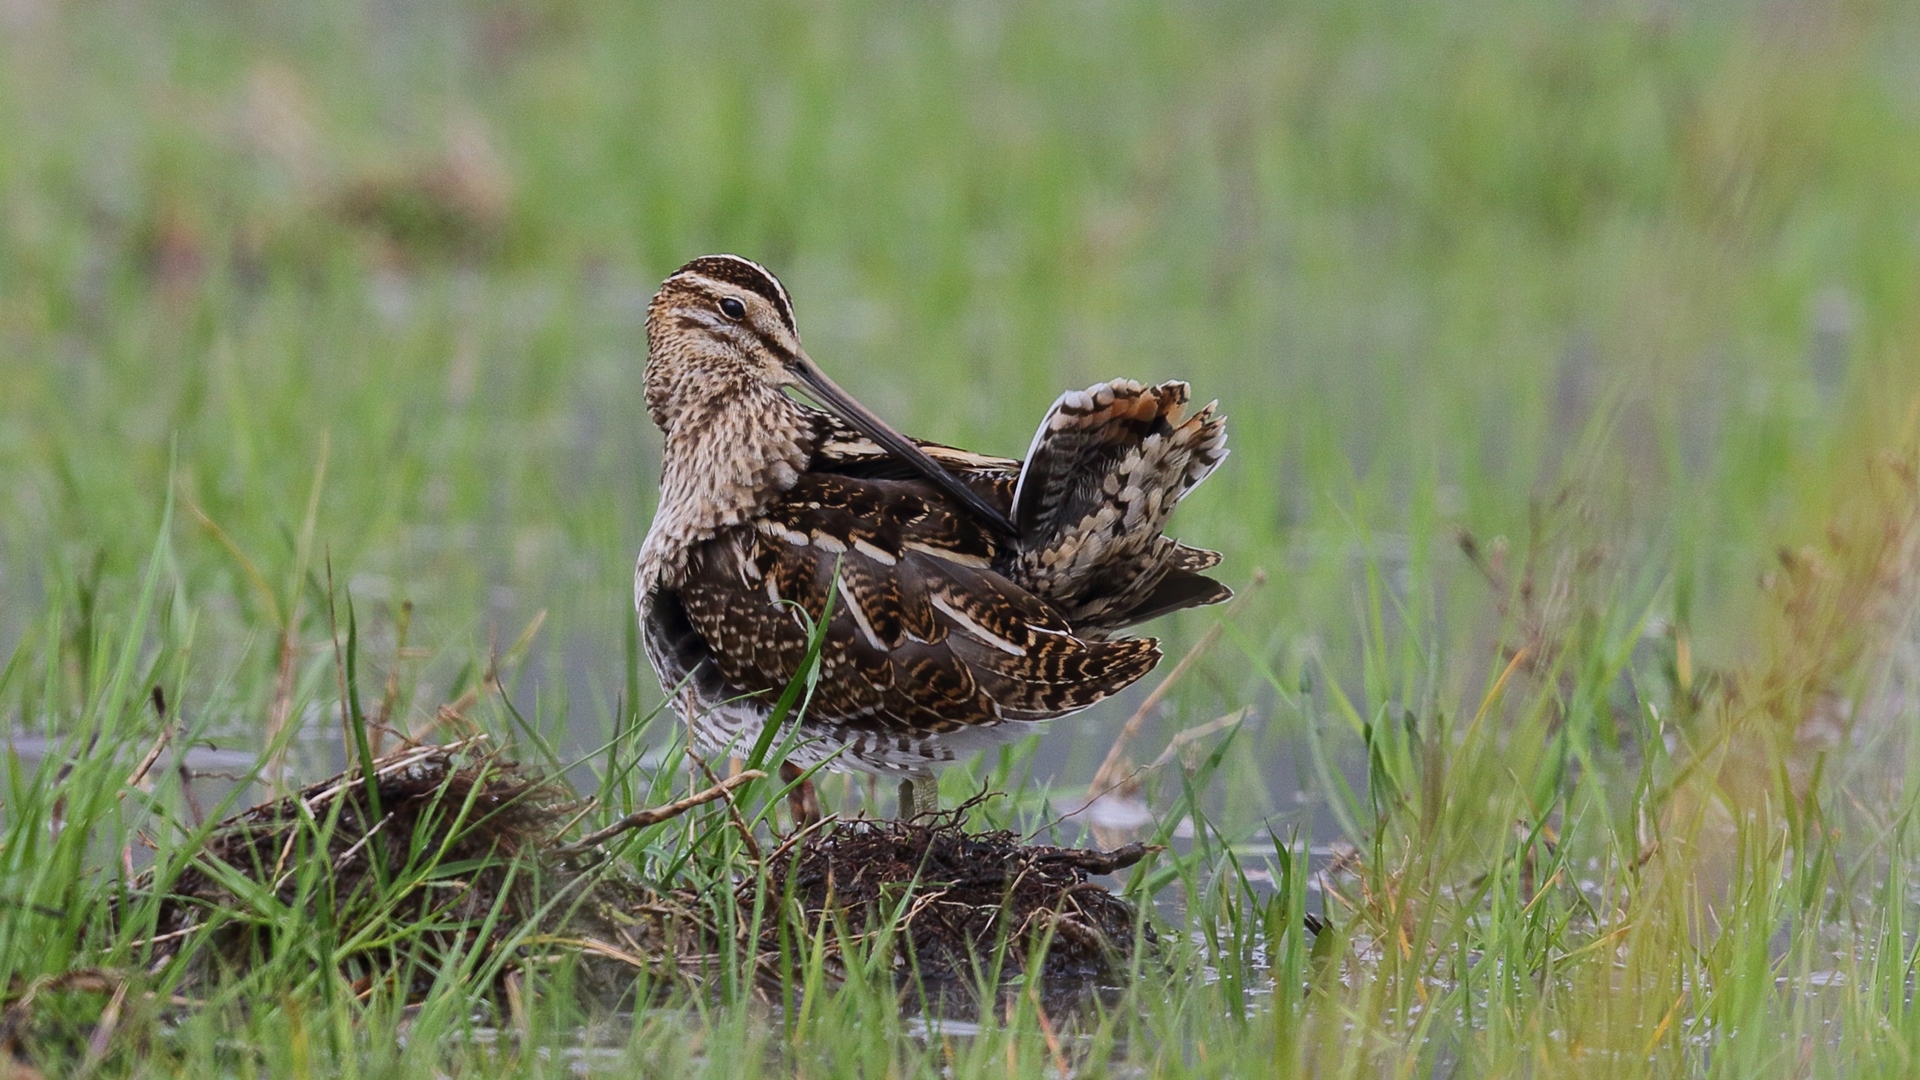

{"left": 790, "top": 359, "right": 1017, "bottom": 537}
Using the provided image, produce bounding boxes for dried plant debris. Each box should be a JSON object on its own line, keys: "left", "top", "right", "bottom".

{"left": 124, "top": 744, "right": 1148, "bottom": 1017}
{"left": 747, "top": 804, "right": 1151, "bottom": 1015}
{"left": 128, "top": 740, "right": 697, "bottom": 1005}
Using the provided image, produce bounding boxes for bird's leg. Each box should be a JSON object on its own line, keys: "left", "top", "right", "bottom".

{"left": 897, "top": 771, "right": 938, "bottom": 819}
{"left": 780, "top": 761, "right": 821, "bottom": 830}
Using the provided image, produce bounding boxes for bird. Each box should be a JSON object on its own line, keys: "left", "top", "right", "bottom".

{"left": 634, "top": 254, "right": 1230, "bottom": 825}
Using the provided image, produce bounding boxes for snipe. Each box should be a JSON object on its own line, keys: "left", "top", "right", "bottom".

{"left": 635, "top": 255, "right": 1229, "bottom": 822}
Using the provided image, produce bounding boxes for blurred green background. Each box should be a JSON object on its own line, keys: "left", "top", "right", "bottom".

{"left": 3, "top": 0, "right": 1916, "bottom": 824}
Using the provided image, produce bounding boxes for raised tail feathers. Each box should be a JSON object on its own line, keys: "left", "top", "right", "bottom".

{"left": 1008, "top": 379, "right": 1229, "bottom": 631}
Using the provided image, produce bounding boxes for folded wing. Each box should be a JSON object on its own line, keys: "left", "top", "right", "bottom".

{"left": 674, "top": 472, "right": 1160, "bottom": 738}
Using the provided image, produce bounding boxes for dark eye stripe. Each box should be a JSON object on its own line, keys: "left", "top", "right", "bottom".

{"left": 673, "top": 254, "right": 796, "bottom": 334}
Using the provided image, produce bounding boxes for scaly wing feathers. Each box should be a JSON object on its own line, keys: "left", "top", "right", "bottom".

{"left": 675, "top": 473, "right": 1158, "bottom": 736}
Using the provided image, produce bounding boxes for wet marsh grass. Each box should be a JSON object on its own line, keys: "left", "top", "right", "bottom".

{"left": 7, "top": 0, "right": 1920, "bottom": 1074}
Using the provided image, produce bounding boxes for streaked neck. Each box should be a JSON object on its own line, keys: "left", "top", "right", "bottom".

{"left": 638, "top": 386, "right": 815, "bottom": 586}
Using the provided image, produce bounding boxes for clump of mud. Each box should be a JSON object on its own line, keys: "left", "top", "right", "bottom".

{"left": 128, "top": 742, "right": 1149, "bottom": 1016}
{"left": 757, "top": 809, "right": 1149, "bottom": 1012}
{"left": 133, "top": 740, "right": 701, "bottom": 1003}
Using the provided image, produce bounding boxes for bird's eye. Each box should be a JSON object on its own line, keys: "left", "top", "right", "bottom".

{"left": 719, "top": 297, "right": 747, "bottom": 320}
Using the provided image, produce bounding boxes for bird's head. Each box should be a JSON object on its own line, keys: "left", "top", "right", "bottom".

{"left": 645, "top": 254, "right": 806, "bottom": 422}
{"left": 645, "top": 255, "right": 1015, "bottom": 536}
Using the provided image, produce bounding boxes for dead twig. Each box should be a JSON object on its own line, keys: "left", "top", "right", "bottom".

{"left": 1085, "top": 568, "right": 1266, "bottom": 803}
{"left": 690, "top": 753, "right": 764, "bottom": 863}
{"left": 121, "top": 687, "right": 176, "bottom": 797}
{"left": 553, "top": 771, "right": 765, "bottom": 858}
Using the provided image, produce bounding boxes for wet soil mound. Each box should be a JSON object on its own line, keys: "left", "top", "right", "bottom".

{"left": 760, "top": 810, "right": 1149, "bottom": 1009}
{"left": 127, "top": 743, "right": 1149, "bottom": 1013}
{"left": 132, "top": 741, "right": 683, "bottom": 1001}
